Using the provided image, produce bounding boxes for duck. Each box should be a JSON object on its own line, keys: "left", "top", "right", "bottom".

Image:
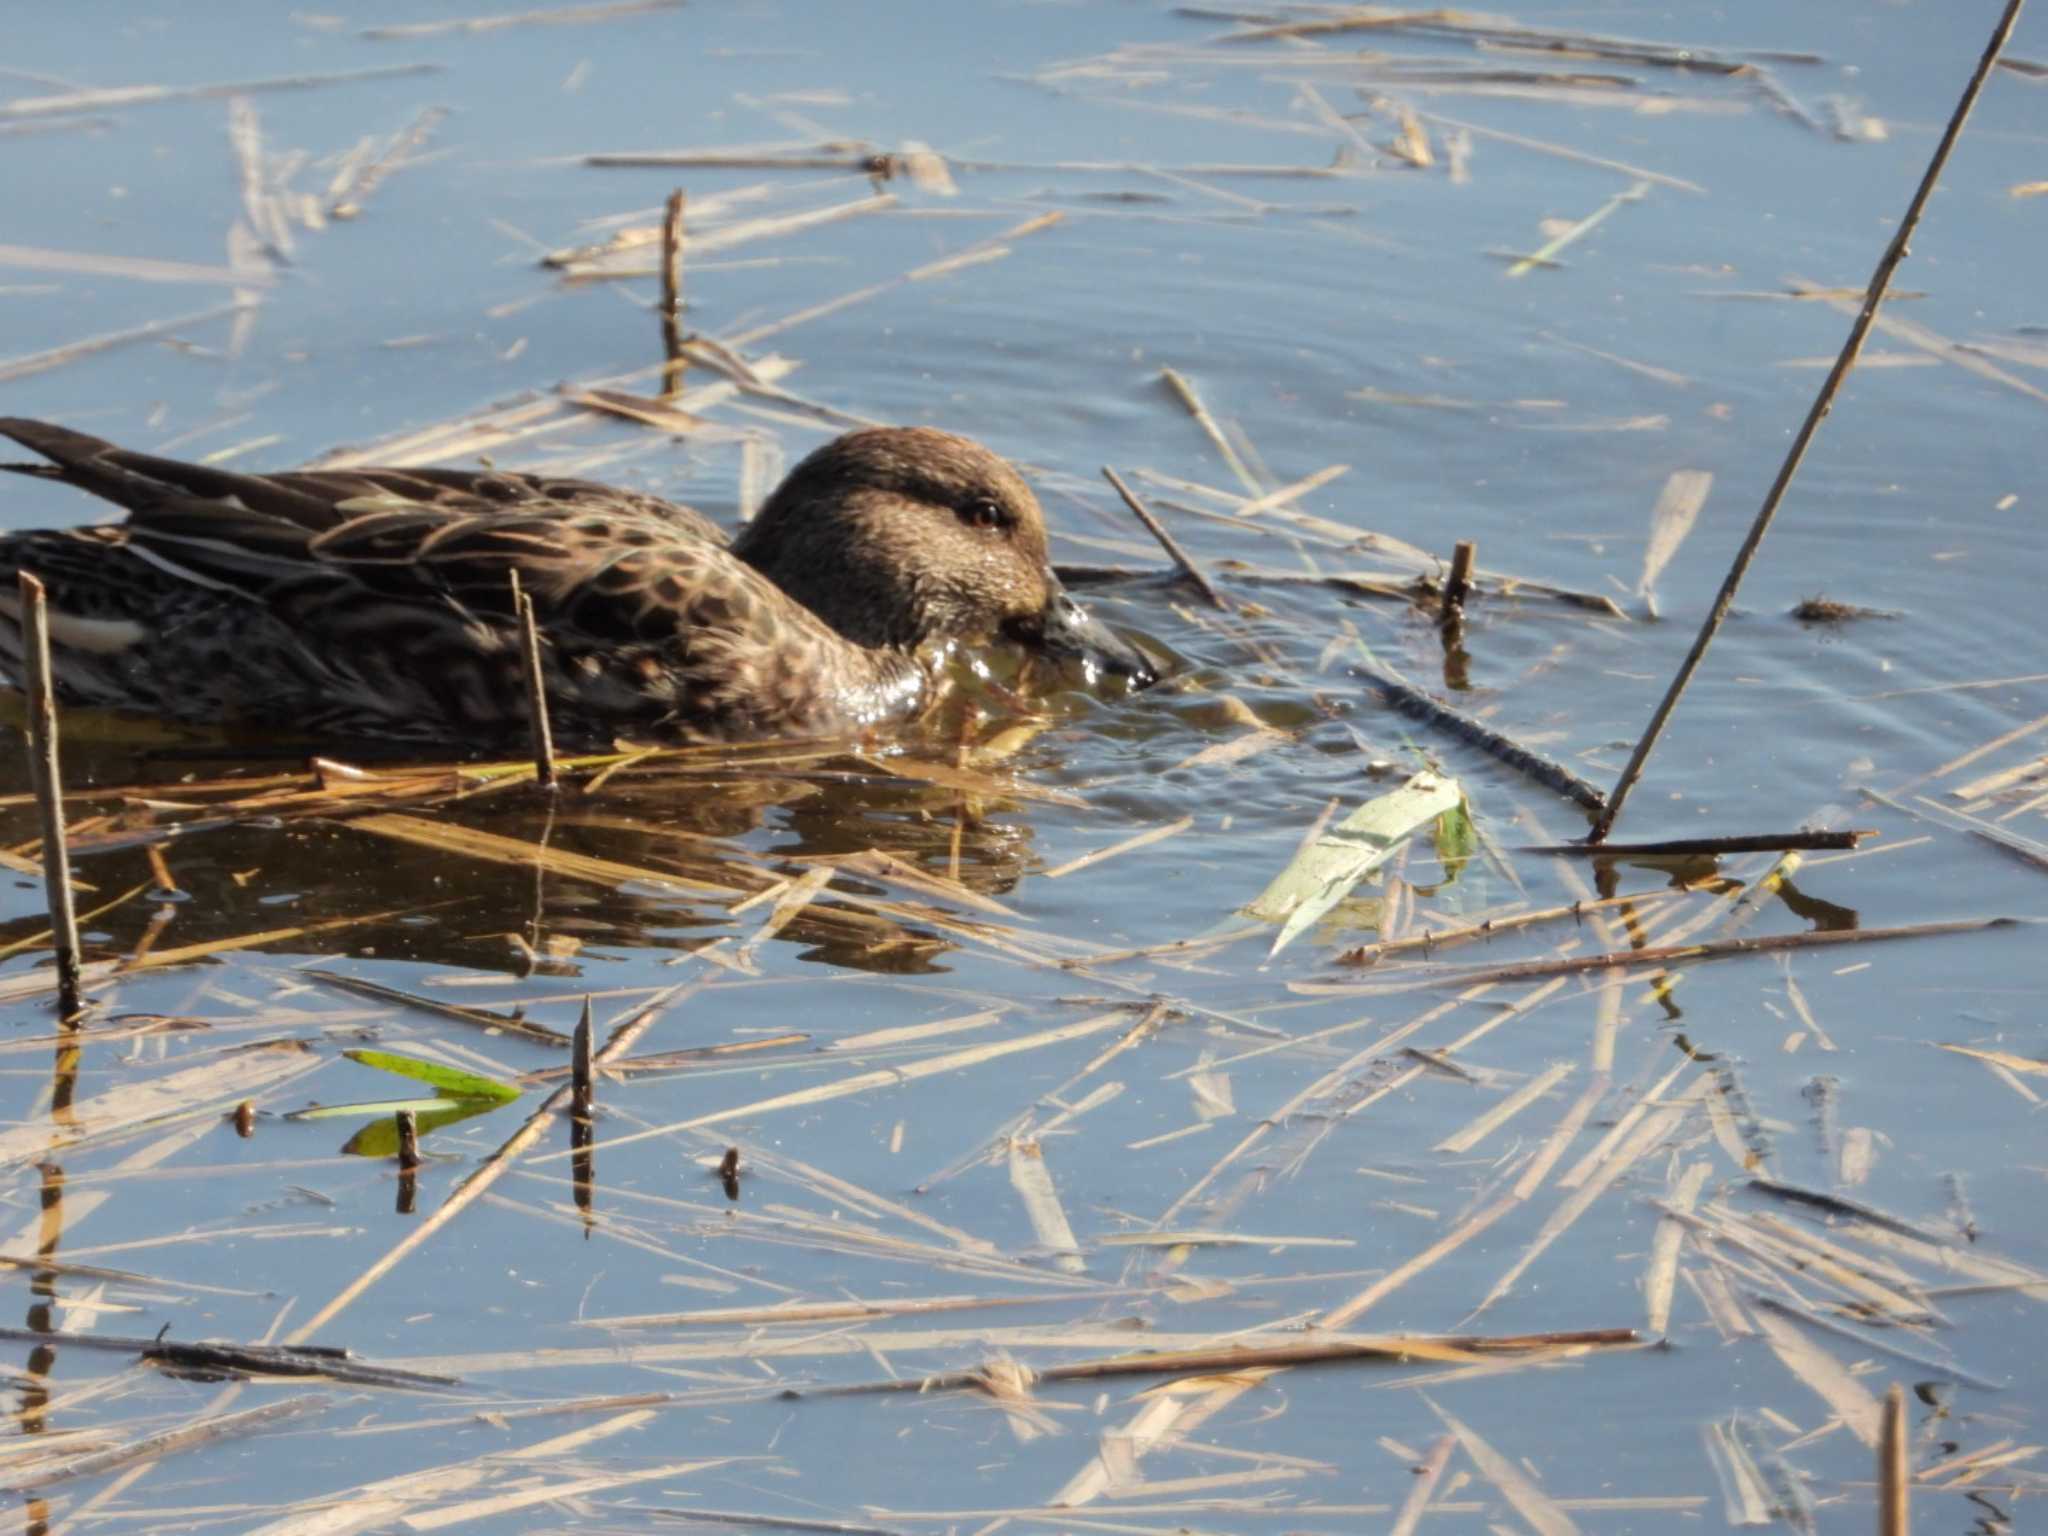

{"left": 0, "top": 417, "right": 1155, "bottom": 745}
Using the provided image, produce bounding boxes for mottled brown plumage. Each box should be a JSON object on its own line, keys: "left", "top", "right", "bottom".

{"left": 0, "top": 418, "right": 1151, "bottom": 745}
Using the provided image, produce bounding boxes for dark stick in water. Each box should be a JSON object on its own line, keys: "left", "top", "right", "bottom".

{"left": 1441, "top": 539, "right": 1476, "bottom": 620}
{"left": 1365, "top": 664, "right": 1609, "bottom": 814}
{"left": 1517, "top": 830, "right": 1869, "bottom": 857}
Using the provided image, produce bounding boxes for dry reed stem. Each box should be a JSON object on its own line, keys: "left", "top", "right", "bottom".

{"left": 15, "top": 575, "right": 81, "bottom": 1016}
{"left": 0, "top": 62, "right": 442, "bottom": 119}
{"left": 1789, "top": 276, "right": 2048, "bottom": 407}
{"left": 0, "top": 301, "right": 253, "bottom": 386}
{"left": 1428, "top": 1397, "right": 1581, "bottom": 1536}
{"left": 301, "top": 967, "right": 571, "bottom": 1045}
{"left": 792, "top": 1328, "right": 1638, "bottom": 1398}
{"left": 1337, "top": 887, "right": 1685, "bottom": 967}
{"left": 1592, "top": 0, "right": 2030, "bottom": 841}
{"left": 1006, "top": 1138, "right": 1084, "bottom": 1273}
{"left": 1508, "top": 181, "right": 1647, "bottom": 277}
{"left": 1408, "top": 107, "right": 1704, "bottom": 192}
{"left": 1751, "top": 1305, "right": 1885, "bottom": 1447}
{"left": 0, "top": 244, "right": 276, "bottom": 288}
{"left": 507, "top": 572, "right": 556, "bottom": 787}
{"left": 1388, "top": 1433, "right": 1457, "bottom": 1536}
{"left": 1101, "top": 467, "right": 1229, "bottom": 608}
{"left": 1474, "top": 1078, "right": 1706, "bottom": 1315}
{"left": 661, "top": 188, "right": 686, "bottom": 319}
{"left": 1926, "top": 710, "right": 2048, "bottom": 781}
{"left": 1644, "top": 1161, "right": 1710, "bottom": 1335}
{"left": 360, "top": 0, "right": 681, "bottom": 40}
{"left": 328, "top": 105, "right": 449, "bottom": 219}
{"left": 1303, "top": 914, "right": 2023, "bottom": 997}
{"left": 406, "top": 1460, "right": 731, "bottom": 1531}
{"left": 1041, "top": 815, "right": 1194, "bottom": 879}
{"left": 5, "top": 1394, "right": 328, "bottom": 1493}
{"left": 532, "top": 1010, "right": 1131, "bottom": 1164}
{"left": 1159, "top": 367, "right": 1263, "bottom": 495}
{"left": 1434, "top": 1061, "right": 1573, "bottom": 1155}
{"left": 0, "top": 1043, "right": 320, "bottom": 1169}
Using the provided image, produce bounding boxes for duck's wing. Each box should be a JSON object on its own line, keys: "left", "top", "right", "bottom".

{"left": 0, "top": 417, "right": 893, "bottom": 741}
{"left": 0, "top": 417, "right": 771, "bottom": 645}
{"left": 296, "top": 502, "right": 754, "bottom": 646}
{"left": 286, "top": 505, "right": 877, "bottom": 740}
{"left": 0, "top": 417, "right": 726, "bottom": 548}
{"left": 269, "top": 467, "right": 728, "bottom": 546}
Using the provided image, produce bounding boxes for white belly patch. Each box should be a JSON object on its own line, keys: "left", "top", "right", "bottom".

{"left": 0, "top": 593, "right": 147, "bottom": 654}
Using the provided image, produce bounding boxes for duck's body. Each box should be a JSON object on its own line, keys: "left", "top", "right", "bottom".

{"left": 0, "top": 419, "right": 1149, "bottom": 745}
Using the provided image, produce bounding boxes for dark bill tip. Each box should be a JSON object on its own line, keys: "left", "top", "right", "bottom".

{"left": 1011, "top": 590, "right": 1159, "bottom": 690}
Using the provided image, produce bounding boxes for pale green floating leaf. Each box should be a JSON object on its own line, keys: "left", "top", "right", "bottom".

{"left": 343, "top": 1047, "right": 521, "bottom": 1104}
{"left": 286, "top": 1094, "right": 467, "bottom": 1123}
{"left": 1245, "top": 771, "right": 1463, "bottom": 957}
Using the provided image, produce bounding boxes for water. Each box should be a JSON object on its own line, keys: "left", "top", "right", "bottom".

{"left": 1, "top": 2, "right": 2045, "bottom": 1531}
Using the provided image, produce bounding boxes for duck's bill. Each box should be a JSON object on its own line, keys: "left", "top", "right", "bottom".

{"left": 1013, "top": 591, "right": 1159, "bottom": 689}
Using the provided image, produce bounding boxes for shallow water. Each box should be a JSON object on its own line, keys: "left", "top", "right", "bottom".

{"left": 2, "top": 2, "right": 2046, "bottom": 1532}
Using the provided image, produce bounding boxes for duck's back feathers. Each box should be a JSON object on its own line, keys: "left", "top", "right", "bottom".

{"left": 0, "top": 417, "right": 727, "bottom": 545}
{"left": 0, "top": 418, "right": 916, "bottom": 743}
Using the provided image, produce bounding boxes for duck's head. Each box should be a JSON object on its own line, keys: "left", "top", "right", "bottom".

{"left": 734, "top": 426, "right": 1156, "bottom": 687}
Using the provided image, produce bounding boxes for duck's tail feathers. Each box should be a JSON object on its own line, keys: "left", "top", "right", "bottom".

{"left": 0, "top": 416, "right": 339, "bottom": 530}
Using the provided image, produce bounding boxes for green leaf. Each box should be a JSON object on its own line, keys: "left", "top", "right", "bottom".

{"left": 342, "top": 1048, "right": 520, "bottom": 1104}
{"left": 1434, "top": 796, "right": 1477, "bottom": 881}
{"left": 1244, "top": 771, "right": 1463, "bottom": 957}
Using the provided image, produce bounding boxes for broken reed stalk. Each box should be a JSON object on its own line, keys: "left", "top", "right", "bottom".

{"left": 660, "top": 188, "right": 685, "bottom": 321}
{"left": 17, "top": 573, "right": 81, "bottom": 1016}
{"left": 0, "top": 1325, "right": 456, "bottom": 1389}
{"left": 1590, "top": 0, "right": 2029, "bottom": 844}
{"left": 1368, "top": 913, "right": 2021, "bottom": 990}
{"left": 1880, "top": 1381, "right": 1909, "bottom": 1536}
{"left": 660, "top": 187, "right": 687, "bottom": 396}
{"left": 508, "top": 570, "right": 556, "bottom": 788}
{"left": 1334, "top": 887, "right": 1685, "bottom": 966}
{"left": 1744, "top": 1177, "right": 1944, "bottom": 1240}
{"left": 783, "top": 1326, "right": 1640, "bottom": 1399}
{"left": 1101, "top": 465, "right": 1229, "bottom": 610}
{"left": 1442, "top": 539, "right": 1477, "bottom": 619}
{"left": 1, "top": 1394, "right": 330, "bottom": 1494}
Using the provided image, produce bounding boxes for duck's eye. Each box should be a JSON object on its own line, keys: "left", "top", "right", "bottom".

{"left": 961, "top": 496, "right": 1007, "bottom": 531}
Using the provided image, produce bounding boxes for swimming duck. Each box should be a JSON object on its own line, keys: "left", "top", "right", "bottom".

{"left": 0, "top": 418, "right": 1154, "bottom": 744}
